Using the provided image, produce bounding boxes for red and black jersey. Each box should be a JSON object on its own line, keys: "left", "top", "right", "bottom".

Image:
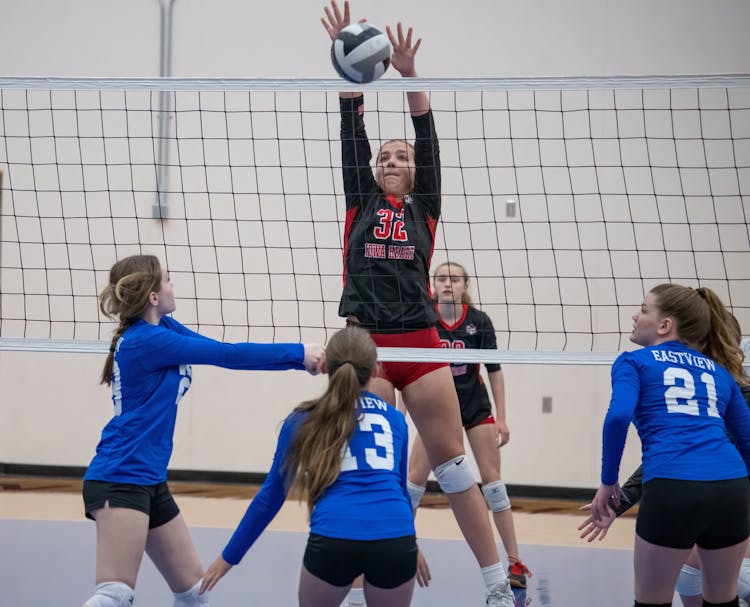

{"left": 338, "top": 95, "right": 440, "bottom": 333}
{"left": 437, "top": 304, "right": 502, "bottom": 427}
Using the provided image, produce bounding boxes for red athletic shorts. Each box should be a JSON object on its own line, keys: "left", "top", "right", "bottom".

{"left": 369, "top": 327, "right": 448, "bottom": 391}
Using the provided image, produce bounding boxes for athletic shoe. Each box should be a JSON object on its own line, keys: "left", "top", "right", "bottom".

{"left": 739, "top": 599, "right": 748, "bottom": 607}
{"left": 485, "top": 580, "right": 515, "bottom": 607}
{"left": 508, "top": 560, "right": 532, "bottom": 590}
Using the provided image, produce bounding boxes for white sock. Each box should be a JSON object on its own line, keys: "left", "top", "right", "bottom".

{"left": 344, "top": 587, "right": 365, "bottom": 605}
{"left": 738, "top": 557, "right": 750, "bottom": 599}
{"left": 173, "top": 580, "right": 209, "bottom": 606}
{"left": 480, "top": 563, "right": 507, "bottom": 591}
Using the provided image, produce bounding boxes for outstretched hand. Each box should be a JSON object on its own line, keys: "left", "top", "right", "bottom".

{"left": 199, "top": 556, "right": 232, "bottom": 594}
{"left": 577, "top": 502, "right": 616, "bottom": 542}
{"left": 321, "top": 0, "right": 366, "bottom": 42}
{"left": 386, "top": 22, "right": 422, "bottom": 78}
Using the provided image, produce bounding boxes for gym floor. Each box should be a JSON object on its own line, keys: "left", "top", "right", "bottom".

{"left": 0, "top": 477, "right": 643, "bottom": 606}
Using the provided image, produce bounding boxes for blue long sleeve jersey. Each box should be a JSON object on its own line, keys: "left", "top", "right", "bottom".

{"left": 601, "top": 340, "right": 750, "bottom": 486}
{"left": 222, "top": 391, "right": 415, "bottom": 565}
{"left": 84, "top": 316, "right": 305, "bottom": 485}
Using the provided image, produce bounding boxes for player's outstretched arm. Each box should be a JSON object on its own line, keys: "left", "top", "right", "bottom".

{"left": 386, "top": 22, "right": 428, "bottom": 115}
{"left": 321, "top": 0, "right": 364, "bottom": 99}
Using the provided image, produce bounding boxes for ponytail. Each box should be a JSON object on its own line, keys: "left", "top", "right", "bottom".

{"left": 651, "top": 283, "right": 748, "bottom": 385}
{"left": 284, "top": 327, "right": 377, "bottom": 514}
{"left": 98, "top": 255, "right": 162, "bottom": 385}
{"left": 697, "top": 288, "right": 749, "bottom": 385}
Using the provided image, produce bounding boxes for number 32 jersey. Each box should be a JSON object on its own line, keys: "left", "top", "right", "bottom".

{"left": 338, "top": 95, "right": 440, "bottom": 333}
{"left": 602, "top": 340, "right": 750, "bottom": 485}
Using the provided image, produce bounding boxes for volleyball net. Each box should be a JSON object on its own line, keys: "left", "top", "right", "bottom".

{"left": 1, "top": 75, "right": 749, "bottom": 365}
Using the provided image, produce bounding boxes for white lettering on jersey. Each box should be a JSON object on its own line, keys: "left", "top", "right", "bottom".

{"left": 175, "top": 364, "right": 192, "bottom": 405}
{"left": 340, "top": 412, "right": 395, "bottom": 472}
{"left": 663, "top": 366, "right": 719, "bottom": 418}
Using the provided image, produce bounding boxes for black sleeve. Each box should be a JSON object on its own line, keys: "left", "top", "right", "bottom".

{"left": 340, "top": 95, "right": 378, "bottom": 211}
{"left": 611, "top": 465, "right": 643, "bottom": 517}
{"left": 411, "top": 110, "right": 441, "bottom": 220}
{"left": 478, "top": 310, "right": 501, "bottom": 373}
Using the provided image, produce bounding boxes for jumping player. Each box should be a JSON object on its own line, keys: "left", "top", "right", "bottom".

{"left": 322, "top": 2, "right": 513, "bottom": 605}
{"left": 80, "top": 254, "right": 324, "bottom": 607}
{"left": 591, "top": 284, "right": 750, "bottom": 606}
{"left": 406, "top": 262, "right": 531, "bottom": 589}
{"left": 199, "top": 327, "right": 418, "bottom": 607}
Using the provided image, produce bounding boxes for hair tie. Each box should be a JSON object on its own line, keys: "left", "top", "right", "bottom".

{"left": 338, "top": 360, "right": 358, "bottom": 368}
{"left": 696, "top": 287, "right": 706, "bottom": 299}
{"left": 109, "top": 344, "right": 117, "bottom": 353}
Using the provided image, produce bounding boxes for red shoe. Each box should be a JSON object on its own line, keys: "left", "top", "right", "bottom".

{"left": 508, "top": 560, "right": 532, "bottom": 589}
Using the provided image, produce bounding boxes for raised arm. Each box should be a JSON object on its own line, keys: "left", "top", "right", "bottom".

{"left": 386, "top": 22, "right": 429, "bottom": 116}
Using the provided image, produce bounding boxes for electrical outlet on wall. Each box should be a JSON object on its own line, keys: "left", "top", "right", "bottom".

{"left": 542, "top": 396, "right": 552, "bottom": 413}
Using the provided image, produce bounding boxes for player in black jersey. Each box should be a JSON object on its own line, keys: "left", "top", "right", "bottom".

{"left": 323, "top": 3, "right": 513, "bottom": 606}
{"left": 406, "top": 262, "right": 532, "bottom": 590}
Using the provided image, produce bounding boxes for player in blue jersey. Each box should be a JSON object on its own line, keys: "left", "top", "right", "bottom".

{"left": 580, "top": 311, "right": 750, "bottom": 607}
{"left": 406, "top": 262, "right": 531, "bottom": 589}
{"left": 80, "top": 254, "right": 324, "bottom": 607}
{"left": 323, "top": 3, "right": 513, "bottom": 606}
{"left": 591, "top": 283, "right": 750, "bottom": 607}
{"left": 198, "top": 326, "right": 417, "bottom": 606}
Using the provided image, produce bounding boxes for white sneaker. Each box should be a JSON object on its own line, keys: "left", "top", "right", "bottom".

{"left": 485, "top": 580, "right": 515, "bottom": 607}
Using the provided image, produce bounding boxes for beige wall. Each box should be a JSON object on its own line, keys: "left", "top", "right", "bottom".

{"left": 1, "top": 0, "right": 748, "bottom": 489}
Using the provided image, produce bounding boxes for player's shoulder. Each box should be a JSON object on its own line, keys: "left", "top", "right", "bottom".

{"left": 467, "top": 306, "right": 493, "bottom": 326}
{"left": 360, "top": 391, "right": 406, "bottom": 423}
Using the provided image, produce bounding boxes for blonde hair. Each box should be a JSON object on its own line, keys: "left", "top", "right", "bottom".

{"left": 99, "top": 255, "right": 162, "bottom": 385}
{"left": 651, "top": 283, "right": 748, "bottom": 385}
{"left": 284, "top": 327, "right": 377, "bottom": 514}
{"left": 432, "top": 261, "right": 474, "bottom": 306}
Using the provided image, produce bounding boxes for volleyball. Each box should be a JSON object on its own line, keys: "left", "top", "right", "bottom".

{"left": 331, "top": 23, "right": 392, "bottom": 84}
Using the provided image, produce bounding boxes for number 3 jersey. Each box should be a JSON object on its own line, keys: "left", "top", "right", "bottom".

{"left": 602, "top": 340, "right": 750, "bottom": 485}
{"left": 84, "top": 316, "right": 305, "bottom": 485}
{"left": 222, "top": 391, "right": 414, "bottom": 565}
{"left": 338, "top": 95, "right": 440, "bottom": 333}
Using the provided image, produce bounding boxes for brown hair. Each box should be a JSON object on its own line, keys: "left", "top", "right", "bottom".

{"left": 98, "top": 254, "right": 163, "bottom": 385}
{"left": 650, "top": 283, "right": 748, "bottom": 385}
{"left": 284, "top": 326, "right": 377, "bottom": 514}
{"left": 432, "top": 261, "right": 474, "bottom": 306}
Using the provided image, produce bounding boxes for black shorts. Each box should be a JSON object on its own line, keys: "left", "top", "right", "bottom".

{"left": 636, "top": 477, "right": 750, "bottom": 549}
{"left": 82, "top": 480, "right": 180, "bottom": 529}
{"left": 303, "top": 533, "right": 417, "bottom": 589}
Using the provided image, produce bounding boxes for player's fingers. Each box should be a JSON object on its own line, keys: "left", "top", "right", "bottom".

{"left": 386, "top": 25, "right": 397, "bottom": 47}
{"left": 397, "top": 22, "right": 405, "bottom": 45}
{"left": 412, "top": 37, "right": 422, "bottom": 54}
{"left": 331, "top": 0, "right": 343, "bottom": 24}
{"left": 405, "top": 26, "right": 413, "bottom": 48}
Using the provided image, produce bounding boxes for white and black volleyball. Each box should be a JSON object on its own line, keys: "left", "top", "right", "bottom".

{"left": 331, "top": 23, "right": 392, "bottom": 84}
